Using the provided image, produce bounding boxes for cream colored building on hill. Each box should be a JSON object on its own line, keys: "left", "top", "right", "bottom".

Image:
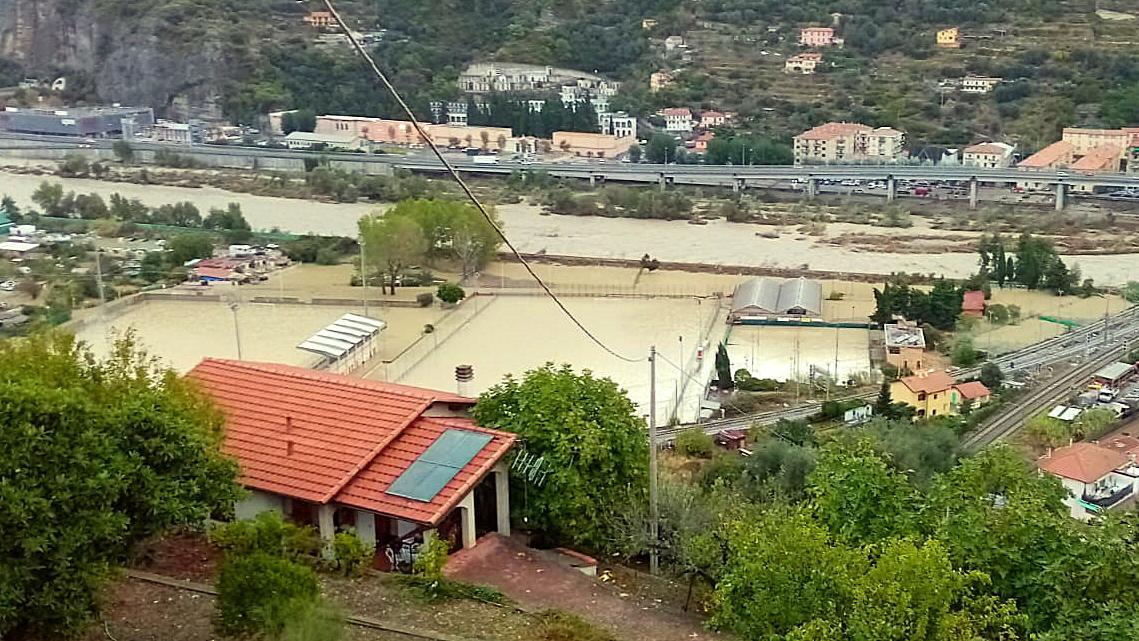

{"left": 552, "top": 132, "right": 636, "bottom": 158}
{"left": 794, "top": 122, "right": 905, "bottom": 164}
{"left": 963, "top": 142, "right": 1015, "bottom": 168}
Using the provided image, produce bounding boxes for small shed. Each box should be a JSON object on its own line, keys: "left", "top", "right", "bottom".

{"left": 962, "top": 291, "right": 986, "bottom": 317}
{"left": 715, "top": 429, "right": 747, "bottom": 451}
{"left": 1092, "top": 362, "right": 1136, "bottom": 389}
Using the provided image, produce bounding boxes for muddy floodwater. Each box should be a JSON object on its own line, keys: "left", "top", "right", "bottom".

{"left": 72, "top": 299, "right": 444, "bottom": 372}
{"left": 376, "top": 296, "right": 728, "bottom": 423}
{"left": 725, "top": 326, "right": 872, "bottom": 384}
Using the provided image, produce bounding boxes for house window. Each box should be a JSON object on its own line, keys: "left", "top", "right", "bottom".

{"left": 917, "top": 392, "right": 926, "bottom": 401}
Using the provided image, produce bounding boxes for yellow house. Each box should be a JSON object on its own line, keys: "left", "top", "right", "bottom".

{"left": 937, "top": 27, "right": 961, "bottom": 48}
{"left": 891, "top": 371, "right": 959, "bottom": 419}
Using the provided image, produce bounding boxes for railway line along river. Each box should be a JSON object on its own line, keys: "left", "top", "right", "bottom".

{"left": 5, "top": 170, "right": 1139, "bottom": 285}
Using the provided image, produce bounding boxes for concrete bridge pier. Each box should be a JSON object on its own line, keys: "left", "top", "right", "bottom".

{"left": 886, "top": 176, "right": 896, "bottom": 203}
{"left": 806, "top": 177, "right": 818, "bottom": 199}
{"left": 1055, "top": 182, "right": 1067, "bottom": 211}
{"left": 658, "top": 174, "right": 667, "bottom": 192}
{"left": 733, "top": 177, "right": 746, "bottom": 193}
{"left": 969, "top": 178, "right": 979, "bottom": 210}
{"left": 590, "top": 174, "right": 606, "bottom": 187}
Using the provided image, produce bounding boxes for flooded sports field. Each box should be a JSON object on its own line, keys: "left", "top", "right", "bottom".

{"left": 375, "top": 295, "right": 727, "bottom": 423}
{"left": 725, "top": 326, "right": 872, "bottom": 384}
{"left": 72, "top": 299, "right": 444, "bottom": 372}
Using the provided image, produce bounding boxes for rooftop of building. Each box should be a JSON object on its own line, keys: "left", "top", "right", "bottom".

{"left": 2, "top": 105, "right": 152, "bottom": 117}
{"left": 788, "top": 52, "right": 824, "bottom": 61}
{"left": 897, "top": 370, "right": 956, "bottom": 395}
{"left": 883, "top": 323, "right": 926, "bottom": 348}
{"left": 731, "top": 277, "right": 823, "bottom": 316}
{"left": 1093, "top": 361, "right": 1135, "bottom": 381}
{"left": 954, "top": 380, "right": 991, "bottom": 400}
{"left": 963, "top": 290, "right": 986, "bottom": 311}
{"left": 801, "top": 26, "right": 834, "bottom": 32}
{"left": 964, "top": 142, "right": 1014, "bottom": 155}
{"left": 1070, "top": 144, "right": 1121, "bottom": 171}
{"left": 460, "top": 62, "right": 606, "bottom": 82}
{"left": 796, "top": 121, "right": 872, "bottom": 140}
{"left": 186, "top": 359, "right": 514, "bottom": 525}
{"left": 1018, "top": 140, "right": 1075, "bottom": 168}
{"left": 1038, "top": 442, "right": 1129, "bottom": 484}
{"left": 660, "top": 107, "right": 693, "bottom": 117}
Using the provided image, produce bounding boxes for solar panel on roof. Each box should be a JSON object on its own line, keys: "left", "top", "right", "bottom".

{"left": 386, "top": 429, "right": 493, "bottom": 502}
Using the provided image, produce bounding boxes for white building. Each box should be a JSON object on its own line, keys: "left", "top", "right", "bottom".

{"left": 600, "top": 111, "right": 637, "bottom": 138}
{"left": 660, "top": 107, "right": 693, "bottom": 133}
{"left": 785, "top": 53, "right": 823, "bottom": 74}
{"left": 284, "top": 131, "right": 364, "bottom": 151}
{"left": 962, "top": 142, "right": 1016, "bottom": 168}
{"left": 961, "top": 76, "right": 1002, "bottom": 94}
{"left": 664, "top": 35, "right": 685, "bottom": 51}
{"left": 459, "top": 62, "right": 616, "bottom": 95}
{"left": 153, "top": 120, "right": 191, "bottom": 145}
{"left": 1038, "top": 442, "right": 1139, "bottom": 521}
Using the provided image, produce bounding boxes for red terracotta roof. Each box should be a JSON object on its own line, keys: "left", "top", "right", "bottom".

{"left": 1070, "top": 144, "right": 1120, "bottom": 172}
{"left": 1038, "top": 442, "right": 1128, "bottom": 484}
{"left": 661, "top": 107, "right": 692, "bottom": 117}
{"left": 194, "top": 267, "right": 235, "bottom": 280}
{"left": 797, "top": 122, "right": 871, "bottom": 141}
{"left": 953, "top": 381, "right": 991, "bottom": 400}
{"left": 1100, "top": 434, "right": 1139, "bottom": 457}
{"left": 898, "top": 370, "right": 955, "bottom": 395}
{"left": 187, "top": 359, "right": 511, "bottom": 524}
{"left": 1019, "top": 141, "right": 1074, "bottom": 169}
{"left": 963, "top": 290, "right": 985, "bottom": 312}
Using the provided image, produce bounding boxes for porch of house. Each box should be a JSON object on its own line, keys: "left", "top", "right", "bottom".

{"left": 234, "top": 461, "right": 511, "bottom": 570}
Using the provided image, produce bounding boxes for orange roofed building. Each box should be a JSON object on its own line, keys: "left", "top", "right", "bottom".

{"left": 1038, "top": 442, "right": 1139, "bottom": 520}
{"left": 187, "top": 359, "right": 515, "bottom": 562}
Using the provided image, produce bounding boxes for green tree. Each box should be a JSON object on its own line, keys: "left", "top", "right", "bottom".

{"left": 645, "top": 133, "right": 677, "bottom": 163}
{"left": 627, "top": 144, "right": 642, "bottom": 163}
{"left": 951, "top": 336, "right": 979, "bottom": 367}
{"left": 675, "top": 428, "right": 714, "bottom": 458}
{"left": 31, "top": 181, "right": 66, "bottom": 217}
{"left": 1122, "top": 282, "right": 1139, "bottom": 305}
{"left": 73, "top": 193, "right": 109, "bottom": 219}
{"left": 807, "top": 439, "right": 916, "bottom": 545}
{"left": 472, "top": 364, "right": 648, "bottom": 549}
{"left": 0, "top": 334, "right": 239, "bottom": 637}
{"left": 1, "top": 194, "right": 21, "bottom": 222}
{"left": 112, "top": 139, "right": 135, "bottom": 164}
{"left": 436, "top": 282, "right": 466, "bottom": 304}
{"left": 281, "top": 109, "right": 317, "bottom": 134}
{"left": 359, "top": 214, "right": 427, "bottom": 295}
{"left": 715, "top": 342, "right": 734, "bottom": 390}
{"left": 204, "top": 203, "right": 252, "bottom": 232}
{"left": 980, "top": 363, "right": 1003, "bottom": 391}
{"left": 215, "top": 551, "right": 323, "bottom": 638}
{"left": 864, "top": 419, "right": 960, "bottom": 488}
{"left": 168, "top": 233, "right": 216, "bottom": 265}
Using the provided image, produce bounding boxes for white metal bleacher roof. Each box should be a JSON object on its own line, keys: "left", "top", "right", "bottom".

{"left": 297, "top": 313, "right": 386, "bottom": 360}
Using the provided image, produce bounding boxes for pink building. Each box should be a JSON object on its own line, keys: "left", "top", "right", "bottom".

{"left": 700, "top": 111, "right": 728, "bottom": 129}
{"left": 799, "top": 27, "right": 835, "bottom": 47}
{"left": 315, "top": 115, "right": 513, "bottom": 151}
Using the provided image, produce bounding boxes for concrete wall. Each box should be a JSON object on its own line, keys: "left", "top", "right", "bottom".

{"left": 235, "top": 489, "right": 286, "bottom": 520}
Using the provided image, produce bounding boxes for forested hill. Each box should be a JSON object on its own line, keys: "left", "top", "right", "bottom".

{"left": 1, "top": 0, "right": 1136, "bottom": 149}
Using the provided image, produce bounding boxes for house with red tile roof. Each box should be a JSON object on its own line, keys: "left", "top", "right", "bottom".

{"left": 890, "top": 370, "right": 959, "bottom": 419}
{"left": 953, "top": 380, "right": 991, "bottom": 406}
{"left": 962, "top": 290, "right": 985, "bottom": 317}
{"left": 187, "top": 358, "right": 516, "bottom": 561}
{"left": 1038, "top": 442, "right": 1139, "bottom": 520}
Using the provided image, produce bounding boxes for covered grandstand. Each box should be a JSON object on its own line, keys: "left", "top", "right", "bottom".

{"left": 729, "top": 277, "right": 823, "bottom": 323}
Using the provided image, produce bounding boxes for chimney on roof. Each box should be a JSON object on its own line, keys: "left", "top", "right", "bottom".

{"left": 285, "top": 415, "right": 293, "bottom": 432}
{"left": 286, "top": 438, "right": 295, "bottom": 457}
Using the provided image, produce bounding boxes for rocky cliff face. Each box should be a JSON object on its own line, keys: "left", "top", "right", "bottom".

{"left": 0, "top": 0, "right": 250, "bottom": 115}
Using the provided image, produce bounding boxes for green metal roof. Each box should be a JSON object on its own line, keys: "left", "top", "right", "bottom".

{"left": 386, "top": 429, "right": 493, "bottom": 503}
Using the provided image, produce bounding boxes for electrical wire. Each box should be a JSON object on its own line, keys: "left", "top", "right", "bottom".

{"left": 320, "top": 0, "right": 643, "bottom": 363}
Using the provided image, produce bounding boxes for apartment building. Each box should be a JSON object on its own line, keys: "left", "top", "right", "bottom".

{"left": 785, "top": 52, "right": 823, "bottom": 74}
{"left": 303, "top": 11, "right": 335, "bottom": 28}
{"left": 660, "top": 107, "right": 694, "bottom": 133}
{"left": 799, "top": 27, "right": 835, "bottom": 47}
{"left": 458, "top": 63, "right": 615, "bottom": 95}
{"left": 600, "top": 111, "right": 637, "bottom": 138}
{"left": 937, "top": 27, "right": 961, "bottom": 48}
{"left": 962, "top": 142, "right": 1015, "bottom": 168}
{"left": 961, "top": 76, "right": 1001, "bottom": 94}
{"left": 793, "top": 122, "right": 905, "bottom": 164}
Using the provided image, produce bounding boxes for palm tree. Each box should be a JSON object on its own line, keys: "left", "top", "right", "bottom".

{"left": 479, "top": 131, "right": 490, "bottom": 150}
{"left": 496, "top": 133, "right": 507, "bottom": 150}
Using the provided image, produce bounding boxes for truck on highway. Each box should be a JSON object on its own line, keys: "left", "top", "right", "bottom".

{"left": 472, "top": 156, "right": 499, "bottom": 165}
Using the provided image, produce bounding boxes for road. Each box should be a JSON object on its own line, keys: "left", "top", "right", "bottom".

{"left": 660, "top": 305, "right": 1139, "bottom": 442}
{"left": 3, "top": 132, "right": 1139, "bottom": 192}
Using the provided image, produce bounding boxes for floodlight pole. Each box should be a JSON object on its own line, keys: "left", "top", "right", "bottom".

{"left": 649, "top": 344, "right": 659, "bottom": 575}
{"left": 360, "top": 235, "right": 369, "bottom": 317}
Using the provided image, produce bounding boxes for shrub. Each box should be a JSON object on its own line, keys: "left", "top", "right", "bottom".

{"left": 278, "top": 601, "right": 345, "bottom": 641}
{"left": 675, "top": 428, "right": 715, "bottom": 458}
{"left": 314, "top": 248, "right": 340, "bottom": 265}
{"left": 329, "top": 530, "right": 373, "bottom": 577}
{"left": 209, "top": 511, "right": 322, "bottom": 562}
{"left": 437, "top": 282, "right": 466, "bottom": 304}
{"left": 215, "top": 551, "right": 321, "bottom": 637}
{"left": 415, "top": 292, "right": 434, "bottom": 307}
{"left": 412, "top": 536, "right": 450, "bottom": 582}
{"left": 534, "top": 610, "right": 618, "bottom": 641}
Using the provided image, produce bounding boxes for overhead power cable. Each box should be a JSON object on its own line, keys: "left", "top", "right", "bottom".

{"left": 320, "top": 0, "right": 643, "bottom": 363}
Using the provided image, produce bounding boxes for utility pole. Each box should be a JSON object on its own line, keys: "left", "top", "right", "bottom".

{"left": 360, "top": 236, "right": 369, "bottom": 317}
{"left": 94, "top": 249, "right": 106, "bottom": 305}
{"left": 230, "top": 302, "right": 243, "bottom": 359}
{"left": 648, "top": 345, "right": 659, "bottom": 576}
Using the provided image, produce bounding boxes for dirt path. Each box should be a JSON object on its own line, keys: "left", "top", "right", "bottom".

{"left": 445, "top": 535, "right": 724, "bottom": 641}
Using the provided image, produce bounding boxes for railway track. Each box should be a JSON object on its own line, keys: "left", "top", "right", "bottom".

{"left": 962, "top": 344, "right": 1131, "bottom": 451}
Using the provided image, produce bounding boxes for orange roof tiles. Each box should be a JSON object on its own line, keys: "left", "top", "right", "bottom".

{"left": 953, "top": 381, "right": 991, "bottom": 400}
{"left": 187, "top": 359, "right": 513, "bottom": 525}
{"left": 1100, "top": 433, "right": 1139, "bottom": 458}
{"left": 661, "top": 107, "right": 692, "bottom": 117}
{"left": 1018, "top": 141, "right": 1074, "bottom": 169}
{"left": 1038, "top": 442, "right": 1128, "bottom": 484}
{"left": 963, "top": 290, "right": 986, "bottom": 312}
{"left": 797, "top": 122, "right": 871, "bottom": 140}
{"left": 1070, "top": 144, "right": 1120, "bottom": 172}
{"left": 964, "top": 143, "right": 1007, "bottom": 155}
{"left": 898, "top": 371, "right": 955, "bottom": 395}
